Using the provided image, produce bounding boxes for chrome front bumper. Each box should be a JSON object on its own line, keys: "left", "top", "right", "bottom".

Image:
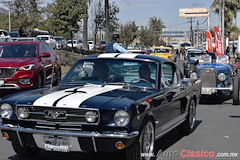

{"left": 201, "top": 87, "right": 233, "bottom": 95}
{"left": 0, "top": 124, "right": 139, "bottom": 139}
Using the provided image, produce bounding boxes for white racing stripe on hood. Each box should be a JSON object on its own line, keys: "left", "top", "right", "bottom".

{"left": 32, "top": 87, "right": 81, "bottom": 107}
{"left": 55, "top": 85, "right": 123, "bottom": 108}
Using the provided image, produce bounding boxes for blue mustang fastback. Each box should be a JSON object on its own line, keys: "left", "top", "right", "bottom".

{"left": 0, "top": 53, "right": 201, "bottom": 159}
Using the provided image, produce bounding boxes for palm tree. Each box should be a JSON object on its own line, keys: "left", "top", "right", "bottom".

{"left": 149, "top": 17, "right": 165, "bottom": 46}
{"left": 211, "top": 0, "right": 240, "bottom": 32}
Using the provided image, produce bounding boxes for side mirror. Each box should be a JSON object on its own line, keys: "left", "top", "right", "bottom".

{"left": 41, "top": 52, "right": 51, "bottom": 58}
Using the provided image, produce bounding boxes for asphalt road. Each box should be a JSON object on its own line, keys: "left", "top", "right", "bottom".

{"left": 0, "top": 57, "right": 239, "bottom": 160}
{"left": 0, "top": 95, "right": 239, "bottom": 160}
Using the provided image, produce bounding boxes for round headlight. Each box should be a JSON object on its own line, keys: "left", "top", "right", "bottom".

{"left": 218, "top": 73, "right": 226, "bottom": 81}
{"left": 85, "top": 111, "right": 98, "bottom": 123}
{"left": 0, "top": 103, "right": 13, "bottom": 119}
{"left": 114, "top": 110, "right": 130, "bottom": 127}
{"left": 190, "top": 72, "right": 198, "bottom": 79}
{"left": 17, "top": 107, "right": 29, "bottom": 119}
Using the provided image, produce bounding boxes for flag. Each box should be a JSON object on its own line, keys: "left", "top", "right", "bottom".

{"left": 214, "top": 26, "right": 223, "bottom": 56}
{"left": 205, "top": 31, "right": 213, "bottom": 52}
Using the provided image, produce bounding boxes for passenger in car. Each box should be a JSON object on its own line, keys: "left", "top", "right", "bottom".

{"left": 138, "top": 64, "right": 155, "bottom": 84}
{"left": 94, "top": 62, "right": 109, "bottom": 81}
{"left": 24, "top": 46, "right": 36, "bottom": 57}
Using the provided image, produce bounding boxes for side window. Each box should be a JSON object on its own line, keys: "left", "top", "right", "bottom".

{"left": 40, "top": 43, "right": 46, "bottom": 55}
{"left": 161, "top": 63, "right": 177, "bottom": 87}
{"left": 43, "top": 43, "right": 52, "bottom": 55}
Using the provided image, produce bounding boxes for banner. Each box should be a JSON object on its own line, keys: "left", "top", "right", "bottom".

{"left": 214, "top": 26, "right": 223, "bottom": 56}
{"left": 205, "top": 31, "right": 213, "bottom": 52}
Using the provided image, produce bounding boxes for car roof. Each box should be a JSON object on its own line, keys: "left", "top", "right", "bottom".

{"left": 0, "top": 41, "right": 40, "bottom": 45}
{"left": 79, "top": 53, "right": 171, "bottom": 63}
{"left": 153, "top": 46, "right": 171, "bottom": 49}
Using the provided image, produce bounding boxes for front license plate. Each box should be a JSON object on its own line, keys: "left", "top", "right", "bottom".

{"left": 201, "top": 88, "right": 212, "bottom": 95}
{"left": 0, "top": 80, "right": 4, "bottom": 86}
{"left": 43, "top": 136, "right": 69, "bottom": 152}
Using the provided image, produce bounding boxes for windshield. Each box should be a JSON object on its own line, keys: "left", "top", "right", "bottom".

{"left": 154, "top": 48, "right": 170, "bottom": 53}
{"left": 0, "top": 44, "right": 37, "bottom": 58}
{"left": 188, "top": 52, "right": 203, "bottom": 61}
{"left": 199, "top": 54, "right": 212, "bottom": 63}
{"left": 62, "top": 59, "right": 157, "bottom": 88}
{"left": 37, "top": 37, "right": 49, "bottom": 40}
{"left": 216, "top": 55, "right": 229, "bottom": 64}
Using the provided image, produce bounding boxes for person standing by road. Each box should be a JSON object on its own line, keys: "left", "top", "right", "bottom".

{"left": 105, "top": 34, "right": 128, "bottom": 53}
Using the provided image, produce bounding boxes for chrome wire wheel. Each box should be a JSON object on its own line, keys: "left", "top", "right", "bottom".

{"left": 189, "top": 100, "right": 196, "bottom": 130}
{"left": 142, "top": 121, "right": 155, "bottom": 160}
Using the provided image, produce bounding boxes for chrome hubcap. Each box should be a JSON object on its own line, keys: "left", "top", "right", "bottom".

{"left": 142, "top": 122, "right": 154, "bottom": 160}
{"left": 189, "top": 100, "right": 196, "bottom": 129}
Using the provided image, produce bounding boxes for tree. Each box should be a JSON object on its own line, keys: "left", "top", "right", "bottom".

{"left": 82, "top": 0, "right": 92, "bottom": 50}
{"left": 139, "top": 26, "right": 154, "bottom": 47}
{"left": 119, "top": 21, "right": 138, "bottom": 47}
{"left": 102, "top": 1, "right": 119, "bottom": 40}
{"left": 89, "top": 0, "right": 104, "bottom": 50}
{"left": 149, "top": 16, "right": 165, "bottom": 46}
{"left": 211, "top": 0, "right": 240, "bottom": 36}
{"left": 47, "top": 0, "right": 86, "bottom": 41}
{"left": 7, "top": 0, "right": 43, "bottom": 36}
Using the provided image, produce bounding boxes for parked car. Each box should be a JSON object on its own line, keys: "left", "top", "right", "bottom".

{"left": 87, "top": 40, "right": 95, "bottom": 50}
{"left": 96, "top": 40, "right": 106, "bottom": 50}
{"left": 190, "top": 54, "right": 240, "bottom": 104}
{"left": 0, "top": 29, "right": 11, "bottom": 42}
{"left": 0, "top": 53, "right": 201, "bottom": 159}
{"left": 54, "top": 36, "right": 67, "bottom": 50}
{"left": 67, "top": 39, "right": 83, "bottom": 50}
{"left": 0, "top": 41, "right": 61, "bottom": 89}
{"left": 36, "top": 35, "right": 56, "bottom": 49}
{"left": 150, "top": 46, "right": 176, "bottom": 62}
{"left": 11, "top": 37, "right": 36, "bottom": 42}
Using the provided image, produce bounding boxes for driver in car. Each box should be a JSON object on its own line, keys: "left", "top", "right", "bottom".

{"left": 138, "top": 64, "right": 155, "bottom": 84}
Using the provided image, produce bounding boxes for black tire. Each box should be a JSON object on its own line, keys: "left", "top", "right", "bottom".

{"left": 125, "top": 119, "right": 155, "bottom": 160}
{"left": 177, "top": 98, "right": 196, "bottom": 135}
{"left": 53, "top": 69, "right": 61, "bottom": 86}
{"left": 232, "top": 74, "right": 240, "bottom": 105}
{"left": 35, "top": 72, "right": 43, "bottom": 89}
{"left": 12, "top": 141, "right": 40, "bottom": 157}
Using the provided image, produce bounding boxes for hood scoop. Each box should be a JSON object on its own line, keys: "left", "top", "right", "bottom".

{"left": 65, "top": 88, "right": 87, "bottom": 93}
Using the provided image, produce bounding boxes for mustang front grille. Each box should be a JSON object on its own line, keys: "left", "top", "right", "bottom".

{"left": 0, "top": 67, "right": 16, "bottom": 79}
{"left": 16, "top": 106, "right": 100, "bottom": 125}
{"left": 200, "top": 68, "right": 216, "bottom": 87}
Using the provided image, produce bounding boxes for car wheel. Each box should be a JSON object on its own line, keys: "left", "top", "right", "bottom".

{"left": 35, "top": 73, "right": 43, "bottom": 88}
{"left": 232, "top": 74, "right": 240, "bottom": 105}
{"left": 53, "top": 69, "right": 61, "bottom": 86}
{"left": 177, "top": 98, "right": 196, "bottom": 135}
{"left": 125, "top": 119, "right": 155, "bottom": 160}
{"left": 12, "top": 141, "right": 40, "bottom": 157}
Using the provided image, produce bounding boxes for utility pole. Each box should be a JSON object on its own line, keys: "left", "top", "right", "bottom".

{"left": 188, "top": 17, "right": 194, "bottom": 46}
{"left": 220, "top": 0, "right": 225, "bottom": 52}
{"left": 105, "top": 0, "right": 110, "bottom": 43}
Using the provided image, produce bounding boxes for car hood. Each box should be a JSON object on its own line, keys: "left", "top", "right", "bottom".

{"left": 0, "top": 58, "right": 37, "bottom": 67}
{"left": 196, "top": 63, "right": 232, "bottom": 74}
{"left": 2, "top": 84, "right": 156, "bottom": 110}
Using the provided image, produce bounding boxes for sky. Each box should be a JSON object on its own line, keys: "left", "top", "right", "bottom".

{"left": 1, "top": 0, "right": 240, "bottom": 33}
{"left": 111, "top": 0, "right": 220, "bottom": 31}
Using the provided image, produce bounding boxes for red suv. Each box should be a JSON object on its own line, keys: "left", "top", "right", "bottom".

{"left": 0, "top": 41, "right": 61, "bottom": 89}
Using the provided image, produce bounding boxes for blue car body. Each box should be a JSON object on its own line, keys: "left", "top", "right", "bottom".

{"left": 195, "top": 62, "right": 233, "bottom": 95}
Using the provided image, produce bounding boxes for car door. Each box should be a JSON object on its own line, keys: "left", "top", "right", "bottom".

{"left": 160, "top": 62, "right": 183, "bottom": 128}
{"left": 41, "top": 43, "right": 54, "bottom": 83}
